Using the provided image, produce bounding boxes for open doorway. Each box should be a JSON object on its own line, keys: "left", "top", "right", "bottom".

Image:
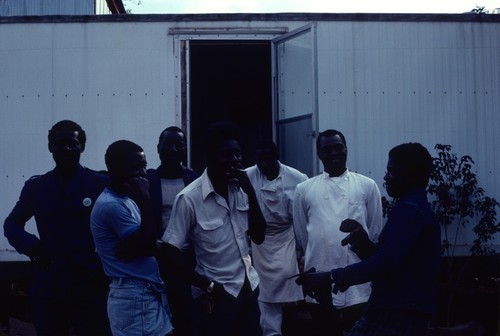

{"left": 186, "top": 40, "right": 272, "bottom": 173}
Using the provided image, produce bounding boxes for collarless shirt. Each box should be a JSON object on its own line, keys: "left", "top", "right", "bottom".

{"left": 293, "top": 169, "right": 384, "bottom": 308}
{"left": 162, "top": 169, "right": 259, "bottom": 298}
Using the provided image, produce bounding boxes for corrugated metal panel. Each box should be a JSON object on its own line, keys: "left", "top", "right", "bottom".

{"left": 0, "top": 0, "right": 95, "bottom": 16}
{"left": 316, "top": 20, "right": 500, "bottom": 247}
{"left": 0, "top": 21, "right": 177, "bottom": 258}
{"left": 316, "top": 20, "right": 499, "bottom": 192}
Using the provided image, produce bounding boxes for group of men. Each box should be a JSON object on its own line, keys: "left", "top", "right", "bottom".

{"left": 3, "top": 119, "right": 441, "bottom": 336}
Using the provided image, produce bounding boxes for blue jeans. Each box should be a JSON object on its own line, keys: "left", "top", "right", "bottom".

{"left": 108, "top": 278, "right": 173, "bottom": 336}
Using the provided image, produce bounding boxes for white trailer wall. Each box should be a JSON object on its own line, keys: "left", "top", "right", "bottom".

{"left": 0, "top": 21, "right": 179, "bottom": 260}
{"left": 1, "top": 14, "right": 499, "bottom": 259}
{"left": 315, "top": 20, "right": 500, "bottom": 251}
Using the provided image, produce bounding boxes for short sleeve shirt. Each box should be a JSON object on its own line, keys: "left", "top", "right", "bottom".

{"left": 161, "top": 169, "right": 259, "bottom": 298}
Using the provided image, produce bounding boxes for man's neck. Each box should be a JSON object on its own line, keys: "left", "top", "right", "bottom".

{"left": 54, "top": 164, "right": 79, "bottom": 178}
{"left": 207, "top": 169, "right": 228, "bottom": 200}
{"left": 158, "top": 163, "right": 184, "bottom": 179}
{"left": 325, "top": 167, "right": 347, "bottom": 177}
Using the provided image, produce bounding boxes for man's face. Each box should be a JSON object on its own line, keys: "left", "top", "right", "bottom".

{"left": 48, "top": 130, "right": 84, "bottom": 171}
{"left": 211, "top": 139, "right": 243, "bottom": 179}
{"left": 317, "top": 134, "right": 347, "bottom": 174}
{"left": 384, "top": 157, "right": 410, "bottom": 198}
{"left": 256, "top": 148, "right": 279, "bottom": 179}
{"left": 115, "top": 151, "right": 147, "bottom": 186}
{"left": 158, "top": 130, "right": 186, "bottom": 166}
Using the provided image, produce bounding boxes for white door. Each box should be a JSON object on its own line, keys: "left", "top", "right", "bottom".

{"left": 272, "top": 23, "right": 318, "bottom": 177}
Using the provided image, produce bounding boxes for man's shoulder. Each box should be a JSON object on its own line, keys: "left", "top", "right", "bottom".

{"left": 296, "top": 174, "right": 321, "bottom": 189}
{"left": 245, "top": 165, "right": 259, "bottom": 176}
{"left": 23, "top": 171, "right": 52, "bottom": 188}
{"left": 280, "top": 164, "right": 308, "bottom": 180}
{"left": 349, "top": 170, "right": 378, "bottom": 185}
{"left": 82, "top": 167, "right": 110, "bottom": 187}
{"left": 83, "top": 167, "right": 109, "bottom": 178}
{"left": 178, "top": 175, "right": 203, "bottom": 195}
{"left": 182, "top": 167, "right": 200, "bottom": 184}
{"left": 26, "top": 172, "right": 47, "bottom": 182}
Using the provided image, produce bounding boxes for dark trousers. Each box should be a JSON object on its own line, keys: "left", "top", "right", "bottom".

{"left": 307, "top": 302, "right": 367, "bottom": 336}
{"left": 348, "top": 309, "right": 430, "bottom": 336}
{"left": 30, "top": 267, "right": 111, "bottom": 336}
{"left": 195, "top": 279, "right": 262, "bottom": 336}
{"left": 158, "top": 250, "right": 198, "bottom": 336}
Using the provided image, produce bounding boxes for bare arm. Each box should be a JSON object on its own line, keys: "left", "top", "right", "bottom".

{"left": 115, "top": 177, "right": 159, "bottom": 260}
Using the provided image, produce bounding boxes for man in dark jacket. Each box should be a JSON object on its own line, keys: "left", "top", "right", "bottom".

{"left": 298, "top": 142, "right": 441, "bottom": 336}
{"left": 148, "top": 126, "right": 199, "bottom": 336}
{"left": 4, "top": 120, "right": 110, "bottom": 335}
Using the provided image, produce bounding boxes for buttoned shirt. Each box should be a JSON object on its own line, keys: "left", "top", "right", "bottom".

{"left": 293, "top": 169, "right": 384, "bottom": 308}
{"left": 161, "top": 169, "right": 259, "bottom": 298}
{"left": 246, "top": 162, "right": 307, "bottom": 302}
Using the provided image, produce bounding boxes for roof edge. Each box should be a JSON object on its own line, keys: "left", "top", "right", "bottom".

{"left": 1, "top": 12, "right": 500, "bottom": 24}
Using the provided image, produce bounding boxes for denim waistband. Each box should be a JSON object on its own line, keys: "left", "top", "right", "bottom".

{"left": 110, "top": 277, "right": 159, "bottom": 287}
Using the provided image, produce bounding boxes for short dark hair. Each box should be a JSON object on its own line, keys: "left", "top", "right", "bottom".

{"left": 105, "top": 140, "right": 143, "bottom": 174}
{"left": 158, "top": 126, "right": 184, "bottom": 144}
{"left": 389, "top": 142, "right": 434, "bottom": 188}
{"left": 316, "top": 129, "right": 347, "bottom": 149}
{"left": 48, "top": 120, "right": 86, "bottom": 146}
{"left": 202, "top": 121, "right": 242, "bottom": 158}
{"left": 256, "top": 139, "right": 278, "bottom": 158}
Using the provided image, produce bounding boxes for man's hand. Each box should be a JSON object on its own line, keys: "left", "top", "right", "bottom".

{"left": 26, "top": 241, "right": 52, "bottom": 268}
{"left": 225, "top": 167, "right": 253, "bottom": 194}
{"left": 340, "top": 219, "right": 376, "bottom": 259}
{"left": 126, "top": 176, "right": 151, "bottom": 205}
{"left": 201, "top": 281, "right": 225, "bottom": 315}
{"left": 330, "top": 268, "right": 349, "bottom": 294}
{"left": 296, "top": 268, "right": 333, "bottom": 305}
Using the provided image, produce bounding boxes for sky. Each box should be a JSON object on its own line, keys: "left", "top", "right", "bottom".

{"left": 124, "top": 0, "right": 500, "bottom": 14}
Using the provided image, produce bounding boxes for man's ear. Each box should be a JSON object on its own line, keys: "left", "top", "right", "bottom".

{"left": 80, "top": 143, "right": 85, "bottom": 153}
{"left": 48, "top": 142, "right": 54, "bottom": 153}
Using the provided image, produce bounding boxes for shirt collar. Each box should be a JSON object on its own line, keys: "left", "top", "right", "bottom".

{"left": 201, "top": 169, "right": 215, "bottom": 201}
{"left": 321, "top": 168, "right": 349, "bottom": 179}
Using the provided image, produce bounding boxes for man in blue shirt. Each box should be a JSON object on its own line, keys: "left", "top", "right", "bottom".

{"left": 298, "top": 142, "right": 441, "bottom": 336}
{"left": 4, "top": 120, "right": 111, "bottom": 335}
{"left": 91, "top": 140, "right": 173, "bottom": 336}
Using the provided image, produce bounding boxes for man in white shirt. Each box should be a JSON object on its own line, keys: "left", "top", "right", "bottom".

{"left": 160, "top": 121, "right": 266, "bottom": 336}
{"left": 293, "top": 129, "right": 384, "bottom": 336}
{"left": 246, "top": 140, "right": 307, "bottom": 336}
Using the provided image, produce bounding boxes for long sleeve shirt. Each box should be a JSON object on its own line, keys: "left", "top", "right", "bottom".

{"left": 337, "top": 189, "right": 441, "bottom": 316}
{"left": 293, "top": 169, "right": 384, "bottom": 308}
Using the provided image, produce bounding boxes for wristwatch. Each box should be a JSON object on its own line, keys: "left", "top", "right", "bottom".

{"left": 207, "top": 281, "right": 215, "bottom": 293}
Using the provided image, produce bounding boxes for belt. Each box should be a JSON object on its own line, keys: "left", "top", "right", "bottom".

{"left": 110, "top": 277, "right": 155, "bottom": 286}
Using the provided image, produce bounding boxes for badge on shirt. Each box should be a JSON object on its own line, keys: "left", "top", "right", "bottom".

{"left": 83, "top": 197, "right": 92, "bottom": 207}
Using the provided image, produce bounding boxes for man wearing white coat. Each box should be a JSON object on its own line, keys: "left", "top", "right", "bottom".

{"left": 293, "top": 129, "right": 384, "bottom": 336}
{"left": 246, "top": 140, "right": 308, "bottom": 336}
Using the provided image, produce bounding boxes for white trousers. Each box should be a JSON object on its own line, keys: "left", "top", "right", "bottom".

{"left": 259, "top": 301, "right": 283, "bottom": 336}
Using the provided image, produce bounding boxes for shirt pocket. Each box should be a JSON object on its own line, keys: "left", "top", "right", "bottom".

{"left": 197, "top": 217, "right": 226, "bottom": 247}
{"left": 347, "top": 199, "right": 367, "bottom": 223}
{"left": 234, "top": 203, "right": 249, "bottom": 232}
